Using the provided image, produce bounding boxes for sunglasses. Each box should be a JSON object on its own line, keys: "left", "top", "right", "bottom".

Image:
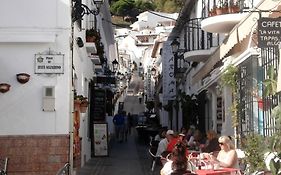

{"left": 219, "top": 142, "right": 224, "bottom": 145}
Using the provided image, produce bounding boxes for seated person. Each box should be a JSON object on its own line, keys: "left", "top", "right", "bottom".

{"left": 161, "top": 141, "right": 195, "bottom": 175}
{"left": 206, "top": 136, "right": 239, "bottom": 169}
{"left": 200, "top": 130, "right": 220, "bottom": 156}
{"left": 156, "top": 130, "right": 174, "bottom": 157}
{"left": 187, "top": 129, "right": 205, "bottom": 150}
{"left": 155, "top": 128, "right": 167, "bottom": 141}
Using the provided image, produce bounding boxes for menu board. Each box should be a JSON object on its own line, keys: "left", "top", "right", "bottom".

{"left": 92, "top": 89, "right": 106, "bottom": 121}
{"left": 93, "top": 123, "right": 108, "bottom": 156}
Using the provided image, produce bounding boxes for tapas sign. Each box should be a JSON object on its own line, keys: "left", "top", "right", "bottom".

{"left": 258, "top": 17, "right": 281, "bottom": 48}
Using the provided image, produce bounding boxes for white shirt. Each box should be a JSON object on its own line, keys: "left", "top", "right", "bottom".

{"left": 156, "top": 138, "right": 168, "bottom": 156}
{"left": 160, "top": 160, "right": 173, "bottom": 175}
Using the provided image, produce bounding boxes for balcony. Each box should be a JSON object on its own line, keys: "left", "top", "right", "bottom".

{"left": 201, "top": 0, "right": 253, "bottom": 33}
{"left": 183, "top": 18, "right": 220, "bottom": 62}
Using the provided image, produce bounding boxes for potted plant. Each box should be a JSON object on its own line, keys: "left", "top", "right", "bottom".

{"left": 16, "top": 73, "right": 30, "bottom": 84}
{"left": 80, "top": 97, "right": 89, "bottom": 113}
{"left": 85, "top": 28, "right": 100, "bottom": 43}
{"left": 228, "top": 1, "right": 240, "bottom": 13}
{"left": 74, "top": 94, "right": 83, "bottom": 111}
{"left": 0, "top": 83, "right": 11, "bottom": 93}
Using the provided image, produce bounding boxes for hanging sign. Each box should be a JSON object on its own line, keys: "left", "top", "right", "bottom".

{"left": 35, "top": 54, "right": 64, "bottom": 74}
{"left": 162, "top": 42, "right": 176, "bottom": 101}
{"left": 258, "top": 17, "right": 281, "bottom": 48}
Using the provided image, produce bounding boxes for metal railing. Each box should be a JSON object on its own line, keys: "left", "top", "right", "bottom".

{"left": 184, "top": 18, "right": 220, "bottom": 52}
{"left": 201, "top": 0, "right": 254, "bottom": 18}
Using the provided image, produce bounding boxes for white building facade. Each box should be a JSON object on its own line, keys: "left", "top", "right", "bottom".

{"left": 0, "top": 0, "right": 116, "bottom": 174}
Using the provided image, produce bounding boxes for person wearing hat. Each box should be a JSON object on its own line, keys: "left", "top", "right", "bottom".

{"left": 156, "top": 130, "right": 174, "bottom": 157}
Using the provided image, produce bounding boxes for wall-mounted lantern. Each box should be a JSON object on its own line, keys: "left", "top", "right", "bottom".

{"left": 16, "top": 73, "right": 30, "bottom": 84}
{"left": 171, "top": 38, "right": 187, "bottom": 77}
{"left": 76, "top": 37, "right": 84, "bottom": 47}
{"left": 112, "top": 59, "right": 119, "bottom": 73}
{"left": 0, "top": 83, "right": 11, "bottom": 93}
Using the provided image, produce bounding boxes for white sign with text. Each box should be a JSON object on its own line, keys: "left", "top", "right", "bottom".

{"left": 35, "top": 54, "right": 64, "bottom": 74}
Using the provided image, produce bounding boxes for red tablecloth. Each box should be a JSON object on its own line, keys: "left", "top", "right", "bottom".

{"left": 195, "top": 168, "right": 240, "bottom": 175}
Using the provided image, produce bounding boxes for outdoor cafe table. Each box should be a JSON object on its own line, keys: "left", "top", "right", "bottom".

{"left": 195, "top": 168, "right": 241, "bottom": 175}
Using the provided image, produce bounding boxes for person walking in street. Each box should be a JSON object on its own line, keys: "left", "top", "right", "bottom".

{"left": 123, "top": 111, "right": 129, "bottom": 141}
{"left": 138, "top": 91, "right": 142, "bottom": 104}
{"left": 113, "top": 111, "right": 125, "bottom": 143}
{"left": 127, "top": 112, "right": 133, "bottom": 135}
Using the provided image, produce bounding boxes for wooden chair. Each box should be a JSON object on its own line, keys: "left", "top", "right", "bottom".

{"left": 0, "top": 157, "right": 8, "bottom": 175}
{"left": 56, "top": 163, "right": 70, "bottom": 175}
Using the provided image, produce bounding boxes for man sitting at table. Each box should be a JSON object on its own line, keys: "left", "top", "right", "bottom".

{"left": 206, "top": 136, "right": 239, "bottom": 169}
{"left": 156, "top": 130, "right": 175, "bottom": 157}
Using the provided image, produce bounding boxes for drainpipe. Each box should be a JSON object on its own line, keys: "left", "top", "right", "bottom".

{"left": 69, "top": 9, "right": 74, "bottom": 175}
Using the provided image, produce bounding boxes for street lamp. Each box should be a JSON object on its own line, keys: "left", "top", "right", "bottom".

{"left": 170, "top": 38, "right": 187, "bottom": 76}
{"left": 171, "top": 38, "right": 180, "bottom": 54}
{"left": 151, "top": 67, "right": 156, "bottom": 77}
{"left": 112, "top": 59, "right": 119, "bottom": 73}
{"left": 72, "top": 0, "right": 104, "bottom": 23}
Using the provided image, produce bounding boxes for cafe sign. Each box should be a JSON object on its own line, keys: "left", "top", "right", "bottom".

{"left": 258, "top": 17, "right": 281, "bottom": 48}
{"left": 35, "top": 54, "right": 64, "bottom": 74}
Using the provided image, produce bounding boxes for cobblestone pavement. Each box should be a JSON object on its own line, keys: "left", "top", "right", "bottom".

{"left": 76, "top": 129, "right": 161, "bottom": 175}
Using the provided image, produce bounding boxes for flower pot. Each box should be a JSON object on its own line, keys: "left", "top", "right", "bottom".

{"left": 228, "top": 5, "right": 240, "bottom": 13}
{"left": 16, "top": 73, "right": 30, "bottom": 84}
{"left": 80, "top": 100, "right": 89, "bottom": 113}
{"left": 86, "top": 36, "right": 96, "bottom": 42}
{"left": 80, "top": 106, "right": 88, "bottom": 113}
{"left": 215, "top": 7, "right": 223, "bottom": 15}
{"left": 0, "top": 83, "right": 11, "bottom": 93}
{"left": 74, "top": 100, "right": 81, "bottom": 111}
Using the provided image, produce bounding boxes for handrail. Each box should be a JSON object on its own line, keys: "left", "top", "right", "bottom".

{"left": 0, "top": 157, "right": 8, "bottom": 175}
{"left": 56, "top": 163, "right": 70, "bottom": 175}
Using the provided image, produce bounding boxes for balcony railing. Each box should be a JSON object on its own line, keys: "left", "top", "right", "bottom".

{"left": 202, "top": 0, "right": 254, "bottom": 18}
{"left": 184, "top": 18, "right": 220, "bottom": 52}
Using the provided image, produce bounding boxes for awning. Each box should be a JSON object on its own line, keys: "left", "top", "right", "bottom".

{"left": 192, "top": 0, "right": 281, "bottom": 84}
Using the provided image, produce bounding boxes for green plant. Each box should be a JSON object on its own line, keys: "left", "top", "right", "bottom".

{"left": 243, "top": 133, "right": 267, "bottom": 173}
{"left": 267, "top": 104, "right": 281, "bottom": 175}
{"left": 221, "top": 65, "right": 239, "bottom": 127}
{"left": 263, "top": 65, "right": 277, "bottom": 97}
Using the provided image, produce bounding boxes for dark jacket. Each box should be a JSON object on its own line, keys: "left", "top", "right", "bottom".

{"left": 113, "top": 114, "right": 125, "bottom": 126}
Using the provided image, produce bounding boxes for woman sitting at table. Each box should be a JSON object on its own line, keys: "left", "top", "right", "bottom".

{"left": 207, "top": 135, "right": 239, "bottom": 169}
{"left": 161, "top": 141, "right": 195, "bottom": 175}
{"left": 200, "top": 130, "right": 220, "bottom": 156}
{"left": 187, "top": 129, "right": 205, "bottom": 150}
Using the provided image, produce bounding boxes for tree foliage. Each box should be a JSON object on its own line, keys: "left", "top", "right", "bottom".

{"left": 110, "top": 0, "right": 183, "bottom": 18}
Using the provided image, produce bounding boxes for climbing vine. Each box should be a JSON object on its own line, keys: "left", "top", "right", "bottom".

{"left": 221, "top": 65, "right": 239, "bottom": 127}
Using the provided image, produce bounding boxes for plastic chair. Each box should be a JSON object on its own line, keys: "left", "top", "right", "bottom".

{"left": 0, "top": 157, "right": 8, "bottom": 175}
{"left": 148, "top": 147, "right": 161, "bottom": 171}
{"left": 56, "top": 163, "right": 70, "bottom": 175}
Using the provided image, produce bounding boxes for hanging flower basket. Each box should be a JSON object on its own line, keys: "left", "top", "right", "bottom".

{"left": 74, "top": 99, "right": 81, "bottom": 111}
{"left": 80, "top": 99, "right": 89, "bottom": 113}
{"left": 16, "top": 73, "right": 30, "bottom": 84}
{"left": 0, "top": 83, "right": 11, "bottom": 93}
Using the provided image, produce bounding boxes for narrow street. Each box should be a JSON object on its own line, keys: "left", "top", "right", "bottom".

{"left": 76, "top": 129, "right": 161, "bottom": 175}
{"left": 76, "top": 72, "right": 161, "bottom": 175}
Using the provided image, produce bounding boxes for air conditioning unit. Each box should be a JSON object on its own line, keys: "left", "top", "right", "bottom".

{"left": 43, "top": 86, "right": 55, "bottom": 111}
